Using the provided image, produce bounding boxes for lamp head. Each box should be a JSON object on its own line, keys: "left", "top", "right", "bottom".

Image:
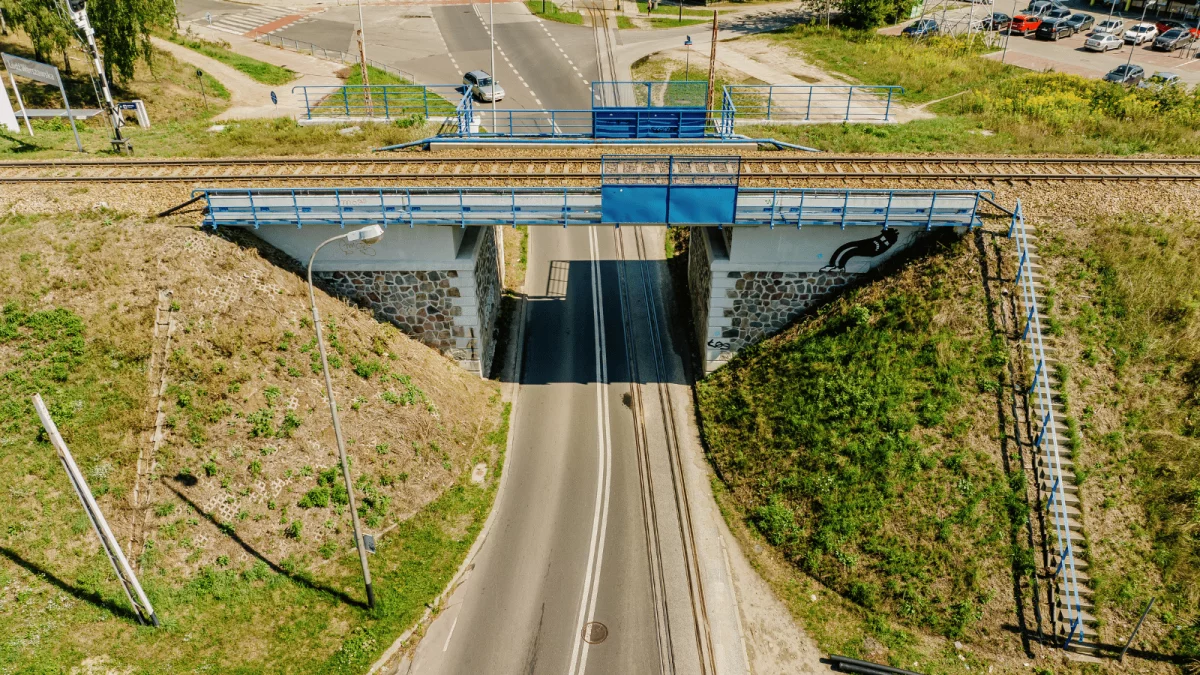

{"left": 346, "top": 225, "right": 385, "bottom": 245}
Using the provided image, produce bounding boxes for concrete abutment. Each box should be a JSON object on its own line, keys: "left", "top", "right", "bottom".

{"left": 250, "top": 224, "right": 502, "bottom": 376}
{"left": 689, "top": 225, "right": 938, "bottom": 373}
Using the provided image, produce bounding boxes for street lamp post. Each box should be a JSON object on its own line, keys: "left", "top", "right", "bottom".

{"left": 307, "top": 225, "right": 385, "bottom": 610}
{"left": 684, "top": 35, "right": 693, "bottom": 80}
{"left": 1126, "top": 0, "right": 1151, "bottom": 66}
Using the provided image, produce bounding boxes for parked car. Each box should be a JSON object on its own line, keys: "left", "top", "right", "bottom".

{"left": 1155, "top": 19, "right": 1186, "bottom": 35}
{"left": 1036, "top": 18, "right": 1073, "bottom": 40}
{"left": 1064, "top": 13, "right": 1095, "bottom": 34}
{"left": 1010, "top": 14, "right": 1043, "bottom": 34}
{"left": 1154, "top": 27, "right": 1194, "bottom": 51}
{"left": 1137, "top": 71, "right": 1181, "bottom": 90}
{"left": 1044, "top": 7, "right": 1072, "bottom": 21}
{"left": 972, "top": 0, "right": 994, "bottom": 4}
{"left": 1085, "top": 32, "right": 1123, "bottom": 51}
{"left": 1024, "top": 0, "right": 1067, "bottom": 16}
{"left": 984, "top": 12, "right": 1012, "bottom": 30}
{"left": 1103, "top": 63, "right": 1145, "bottom": 85}
{"left": 1094, "top": 18, "right": 1125, "bottom": 34}
{"left": 462, "top": 70, "right": 505, "bottom": 102}
{"left": 1124, "top": 22, "right": 1158, "bottom": 44}
{"left": 902, "top": 18, "right": 940, "bottom": 37}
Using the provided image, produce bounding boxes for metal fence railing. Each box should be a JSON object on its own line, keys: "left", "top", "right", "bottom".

{"left": 1010, "top": 199, "right": 1087, "bottom": 649}
{"left": 255, "top": 34, "right": 416, "bottom": 83}
{"left": 722, "top": 85, "right": 904, "bottom": 123}
{"left": 605, "top": 80, "right": 708, "bottom": 108}
{"left": 293, "top": 84, "right": 462, "bottom": 120}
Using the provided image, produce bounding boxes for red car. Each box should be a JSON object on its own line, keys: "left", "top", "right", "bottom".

{"left": 1010, "top": 14, "right": 1043, "bottom": 34}
{"left": 1156, "top": 19, "right": 1200, "bottom": 37}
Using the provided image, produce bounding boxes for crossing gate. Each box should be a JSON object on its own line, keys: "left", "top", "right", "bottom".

{"left": 600, "top": 155, "right": 739, "bottom": 225}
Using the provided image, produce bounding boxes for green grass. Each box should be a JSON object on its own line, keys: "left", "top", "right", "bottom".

{"left": 1038, "top": 216, "right": 1200, "bottom": 661}
{"left": 636, "top": 0, "right": 714, "bottom": 15}
{"left": 698, "top": 236, "right": 1017, "bottom": 644}
{"left": 169, "top": 35, "right": 297, "bottom": 86}
{"left": 524, "top": 0, "right": 584, "bottom": 24}
{"left": 649, "top": 16, "right": 710, "bottom": 27}
{"left": 769, "top": 26, "right": 1012, "bottom": 104}
{"left": 617, "top": 15, "right": 635, "bottom": 29}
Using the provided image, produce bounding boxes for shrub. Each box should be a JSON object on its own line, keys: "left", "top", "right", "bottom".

{"left": 298, "top": 487, "right": 330, "bottom": 508}
{"left": 284, "top": 520, "right": 302, "bottom": 539}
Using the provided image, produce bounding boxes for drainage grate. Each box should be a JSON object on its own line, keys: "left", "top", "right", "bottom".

{"left": 582, "top": 622, "right": 609, "bottom": 645}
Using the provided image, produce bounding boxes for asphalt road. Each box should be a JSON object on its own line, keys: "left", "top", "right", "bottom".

{"left": 408, "top": 226, "right": 711, "bottom": 675}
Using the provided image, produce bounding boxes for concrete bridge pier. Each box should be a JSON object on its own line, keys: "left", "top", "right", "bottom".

{"left": 688, "top": 225, "right": 934, "bottom": 374}
{"left": 249, "top": 224, "right": 502, "bottom": 376}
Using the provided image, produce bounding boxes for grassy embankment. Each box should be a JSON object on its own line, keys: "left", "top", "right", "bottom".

{"left": 525, "top": 0, "right": 584, "bottom": 24}
{"left": 0, "top": 35, "right": 434, "bottom": 158}
{"left": 633, "top": 1, "right": 712, "bottom": 28}
{"left": 735, "top": 26, "right": 1200, "bottom": 155}
{"left": 169, "top": 34, "right": 297, "bottom": 86}
{"left": 1037, "top": 217, "right": 1200, "bottom": 663}
{"left": 0, "top": 214, "right": 508, "bottom": 672}
{"left": 696, "top": 234, "right": 1033, "bottom": 672}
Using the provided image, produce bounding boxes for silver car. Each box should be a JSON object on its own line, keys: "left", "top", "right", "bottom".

{"left": 1085, "top": 32, "right": 1123, "bottom": 51}
{"left": 463, "top": 70, "right": 505, "bottom": 102}
{"left": 1094, "top": 18, "right": 1125, "bottom": 34}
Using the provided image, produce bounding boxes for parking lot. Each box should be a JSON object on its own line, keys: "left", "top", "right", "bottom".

{"left": 890, "top": 0, "right": 1200, "bottom": 85}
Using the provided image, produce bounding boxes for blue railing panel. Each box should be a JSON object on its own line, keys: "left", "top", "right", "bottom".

{"left": 722, "top": 85, "right": 905, "bottom": 123}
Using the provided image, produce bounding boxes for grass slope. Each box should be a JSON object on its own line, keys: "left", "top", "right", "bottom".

{"left": 0, "top": 34, "right": 435, "bottom": 158}
{"left": 525, "top": 0, "right": 583, "bottom": 24}
{"left": 740, "top": 27, "right": 1200, "bottom": 155}
{"left": 698, "top": 236, "right": 1026, "bottom": 667}
{"left": 0, "top": 214, "right": 505, "bottom": 673}
{"left": 170, "top": 34, "right": 297, "bottom": 86}
{"left": 1039, "top": 215, "right": 1200, "bottom": 662}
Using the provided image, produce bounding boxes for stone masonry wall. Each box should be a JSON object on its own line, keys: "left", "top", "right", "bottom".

{"left": 726, "top": 270, "right": 853, "bottom": 346}
{"left": 314, "top": 227, "right": 501, "bottom": 376}
{"left": 469, "top": 226, "right": 502, "bottom": 376}
{"left": 687, "top": 227, "right": 713, "bottom": 358}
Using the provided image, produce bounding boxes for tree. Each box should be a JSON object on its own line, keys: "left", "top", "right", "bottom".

{"left": 87, "top": 0, "right": 175, "bottom": 81}
{"left": 839, "top": 0, "right": 919, "bottom": 29}
{"left": 0, "top": 0, "right": 71, "bottom": 65}
{"left": 0, "top": 0, "right": 174, "bottom": 81}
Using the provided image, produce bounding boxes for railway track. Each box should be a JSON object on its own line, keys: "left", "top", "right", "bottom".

{"left": 2, "top": 156, "right": 1200, "bottom": 183}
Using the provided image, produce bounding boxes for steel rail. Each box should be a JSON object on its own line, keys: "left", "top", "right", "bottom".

{"left": 3, "top": 156, "right": 1200, "bottom": 183}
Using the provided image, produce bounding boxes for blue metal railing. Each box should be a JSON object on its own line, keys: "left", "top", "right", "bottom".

{"left": 1010, "top": 199, "right": 1087, "bottom": 649}
{"left": 293, "top": 84, "right": 464, "bottom": 120}
{"left": 722, "top": 85, "right": 905, "bottom": 123}
{"left": 594, "top": 80, "right": 708, "bottom": 108}
{"left": 193, "top": 187, "right": 988, "bottom": 230}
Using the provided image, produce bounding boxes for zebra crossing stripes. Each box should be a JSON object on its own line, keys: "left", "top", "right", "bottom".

{"left": 202, "top": 6, "right": 305, "bottom": 37}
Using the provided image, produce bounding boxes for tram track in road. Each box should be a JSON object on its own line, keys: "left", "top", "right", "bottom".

{"left": 4, "top": 156, "right": 1200, "bottom": 184}
{"left": 613, "top": 225, "right": 717, "bottom": 675}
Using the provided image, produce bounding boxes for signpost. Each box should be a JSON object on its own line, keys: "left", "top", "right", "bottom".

{"left": 1, "top": 52, "right": 83, "bottom": 151}
{"left": 0, "top": 70, "right": 20, "bottom": 133}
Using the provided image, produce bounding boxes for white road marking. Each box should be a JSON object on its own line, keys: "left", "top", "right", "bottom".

{"left": 443, "top": 616, "right": 459, "bottom": 652}
{"left": 567, "top": 227, "right": 614, "bottom": 675}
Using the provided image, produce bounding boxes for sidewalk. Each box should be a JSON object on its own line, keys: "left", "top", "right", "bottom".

{"left": 158, "top": 25, "right": 343, "bottom": 120}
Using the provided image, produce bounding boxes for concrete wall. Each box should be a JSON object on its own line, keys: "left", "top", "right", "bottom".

{"left": 252, "top": 224, "right": 500, "bottom": 376}
{"left": 690, "top": 225, "right": 932, "bottom": 373}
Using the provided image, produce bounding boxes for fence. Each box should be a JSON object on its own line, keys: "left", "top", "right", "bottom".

{"left": 722, "top": 85, "right": 904, "bottom": 123}
{"left": 255, "top": 34, "right": 416, "bottom": 83}
{"left": 293, "top": 84, "right": 462, "bottom": 120}
{"left": 194, "top": 186, "right": 990, "bottom": 229}
{"left": 606, "top": 80, "right": 708, "bottom": 108}
{"left": 1009, "top": 199, "right": 1087, "bottom": 649}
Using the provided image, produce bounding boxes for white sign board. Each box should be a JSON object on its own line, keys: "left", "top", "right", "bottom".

{"left": 0, "top": 75, "right": 17, "bottom": 133}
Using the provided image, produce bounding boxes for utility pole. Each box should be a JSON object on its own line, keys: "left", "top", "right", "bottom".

{"left": 63, "top": 0, "right": 123, "bottom": 146}
{"left": 356, "top": 0, "right": 372, "bottom": 116}
{"left": 705, "top": 11, "right": 717, "bottom": 111}
{"left": 490, "top": 0, "right": 496, "bottom": 128}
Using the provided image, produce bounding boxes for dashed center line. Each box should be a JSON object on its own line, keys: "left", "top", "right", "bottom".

{"left": 535, "top": 16, "right": 590, "bottom": 85}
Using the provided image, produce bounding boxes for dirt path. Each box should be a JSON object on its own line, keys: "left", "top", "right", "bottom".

{"left": 152, "top": 28, "right": 342, "bottom": 120}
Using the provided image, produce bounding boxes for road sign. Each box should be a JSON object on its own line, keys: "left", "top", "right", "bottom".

{"left": 1, "top": 52, "right": 83, "bottom": 151}
{"left": 270, "top": 91, "right": 278, "bottom": 105}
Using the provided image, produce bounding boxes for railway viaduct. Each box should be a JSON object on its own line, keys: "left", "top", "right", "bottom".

{"left": 196, "top": 156, "right": 988, "bottom": 374}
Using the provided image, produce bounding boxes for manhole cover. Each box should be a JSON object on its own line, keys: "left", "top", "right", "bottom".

{"left": 582, "top": 622, "right": 608, "bottom": 645}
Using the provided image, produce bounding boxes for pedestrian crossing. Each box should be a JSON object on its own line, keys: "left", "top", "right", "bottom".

{"left": 201, "top": 6, "right": 306, "bottom": 37}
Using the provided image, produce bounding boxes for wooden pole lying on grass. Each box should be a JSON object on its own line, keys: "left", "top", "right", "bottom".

{"left": 32, "top": 393, "right": 160, "bottom": 627}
